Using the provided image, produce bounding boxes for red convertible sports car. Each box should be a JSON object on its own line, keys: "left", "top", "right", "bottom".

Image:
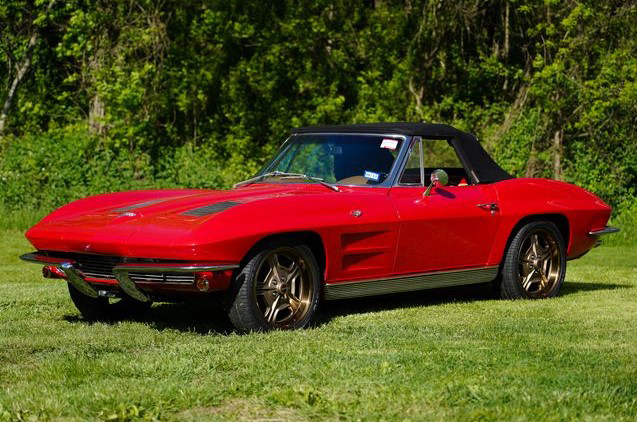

{"left": 21, "top": 123, "right": 619, "bottom": 331}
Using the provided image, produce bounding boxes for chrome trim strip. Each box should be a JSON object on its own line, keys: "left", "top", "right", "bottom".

{"left": 20, "top": 252, "right": 75, "bottom": 265}
{"left": 324, "top": 266, "right": 499, "bottom": 300}
{"left": 112, "top": 263, "right": 239, "bottom": 303}
{"left": 112, "top": 263, "right": 239, "bottom": 273}
{"left": 588, "top": 226, "right": 620, "bottom": 236}
{"left": 416, "top": 137, "right": 425, "bottom": 186}
{"left": 20, "top": 252, "right": 99, "bottom": 298}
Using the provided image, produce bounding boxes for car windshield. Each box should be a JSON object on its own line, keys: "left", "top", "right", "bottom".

{"left": 258, "top": 134, "right": 404, "bottom": 186}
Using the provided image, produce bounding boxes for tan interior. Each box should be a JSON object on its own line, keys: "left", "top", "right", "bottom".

{"left": 337, "top": 175, "right": 369, "bottom": 185}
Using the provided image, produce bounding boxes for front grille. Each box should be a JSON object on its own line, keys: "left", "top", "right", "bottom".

{"left": 68, "top": 253, "right": 121, "bottom": 279}
{"left": 42, "top": 252, "right": 194, "bottom": 284}
{"left": 128, "top": 271, "right": 194, "bottom": 284}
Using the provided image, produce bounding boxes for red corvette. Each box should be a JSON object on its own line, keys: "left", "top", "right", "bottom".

{"left": 21, "top": 123, "right": 618, "bottom": 331}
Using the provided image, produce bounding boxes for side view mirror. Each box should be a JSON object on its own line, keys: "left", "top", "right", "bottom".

{"left": 423, "top": 169, "right": 448, "bottom": 197}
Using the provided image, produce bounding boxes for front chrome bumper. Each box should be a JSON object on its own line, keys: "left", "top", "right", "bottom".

{"left": 20, "top": 252, "right": 238, "bottom": 302}
{"left": 20, "top": 252, "right": 100, "bottom": 298}
{"left": 112, "top": 262, "right": 239, "bottom": 302}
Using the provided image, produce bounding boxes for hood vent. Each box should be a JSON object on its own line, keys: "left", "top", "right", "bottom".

{"left": 183, "top": 201, "right": 242, "bottom": 217}
{"left": 113, "top": 199, "right": 166, "bottom": 213}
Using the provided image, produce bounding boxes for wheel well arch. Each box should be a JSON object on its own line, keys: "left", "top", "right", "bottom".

{"left": 501, "top": 214, "right": 570, "bottom": 264}
{"left": 241, "top": 231, "right": 327, "bottom": 281}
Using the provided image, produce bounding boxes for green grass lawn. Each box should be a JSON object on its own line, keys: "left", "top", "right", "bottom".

{"left": 0, "top": 230, "right": 635, "bottom": 421}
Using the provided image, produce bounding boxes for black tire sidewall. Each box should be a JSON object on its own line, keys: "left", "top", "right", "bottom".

{"left": 501, "top": 221, "right": 566, "bottom": 299}
{"left": 228, "top": 238, "right": 321, "bottom": 332}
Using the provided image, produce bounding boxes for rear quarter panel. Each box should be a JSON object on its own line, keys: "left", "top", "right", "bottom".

{"left": 489, "top": 178, "right": 612, "bottom": 264}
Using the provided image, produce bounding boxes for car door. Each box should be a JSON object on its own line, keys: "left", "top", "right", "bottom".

{"left": 389, "top": 137, "right": 500, "bottom": 275}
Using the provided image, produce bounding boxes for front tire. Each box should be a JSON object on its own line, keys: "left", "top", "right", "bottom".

{"left": 500, "top": 221, "right": 566, "bottom": 299}
{"left": 67, "top": 284, "right": 152, "bottom": 321}
{"left": 228, "top": 238, "right": 321, "bottom": 332}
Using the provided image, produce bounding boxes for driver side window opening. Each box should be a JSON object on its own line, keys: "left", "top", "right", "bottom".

{"left": 399, "top": 138, "right": 470, "bottom": 187}
{"left": 398, "top": 138, "right": 424, "bottom": 185}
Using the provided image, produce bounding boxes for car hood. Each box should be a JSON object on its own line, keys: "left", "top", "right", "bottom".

{"left": 48, "top": 184, "right": 306, "bottom": 221}
{"left": 25, "top": 183, "right": 330, "bottom": 257}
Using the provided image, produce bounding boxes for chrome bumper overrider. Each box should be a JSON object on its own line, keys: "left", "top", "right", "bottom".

{"left": 20, "top": 252, "right": 100, "bottom": 298}
{"left": 20, "top": 252, "right": 238, "bottom": 302}
{"left": 588, "top": 226, "right": 620, "bottom": 236}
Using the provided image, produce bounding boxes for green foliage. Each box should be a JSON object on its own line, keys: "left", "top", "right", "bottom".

{"left": 607, "top": 198, "right": 637, "bottom": 247}
{"left": 0, "top": 126, "right": 155, "bottom": 211}
{"left": 0, "top": 0, "right": 635, "bottom": 221}
{"left": 492, "top": 109, "right": 545, "bottom": 178}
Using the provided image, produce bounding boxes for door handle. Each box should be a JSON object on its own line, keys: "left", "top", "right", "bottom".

{"left": 476, "top": 203, "right": 498, "bottom": 215}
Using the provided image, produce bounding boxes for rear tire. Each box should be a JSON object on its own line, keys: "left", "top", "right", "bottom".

{"left": 67, "top": 284, "right": 152, "bottom": 321}
{"left": 228, "top": 238, "right": 321, "bottom": 332}
{"left": 500, "top": 221, "right": 566, "bottom": 299}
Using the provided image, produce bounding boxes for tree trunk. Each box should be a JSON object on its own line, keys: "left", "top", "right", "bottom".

{"left": 0, "top": 32, "right": 38, "bottom": 137}
{"left": 88, "top": 52, "right": 105, "bottom": 135}
{"left": 525, "top": 148, "right": 538, "bottom": 178}
{"left": 504, "top": 1, "right": 510, "bottom": 59}
{"left": 89, "top": 93, "right": 105, "bottom": 134}
{"left": 552, "top": 128, "right": 563, "bottom": 180}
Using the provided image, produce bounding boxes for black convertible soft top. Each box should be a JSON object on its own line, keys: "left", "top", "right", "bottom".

{"left": 292, "top": 122, "right": 513, "bottom": 184}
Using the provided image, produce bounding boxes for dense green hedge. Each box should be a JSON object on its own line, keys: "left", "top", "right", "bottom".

{"left": 0, "top": 1, "right": 635, "bottom": 233}
{"left": 0, "top": 126, "right": 253, "bottom": 212}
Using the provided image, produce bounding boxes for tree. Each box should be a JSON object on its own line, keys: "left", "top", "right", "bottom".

{"left": 0, "top": 0, "right": 56, "bottom": 137}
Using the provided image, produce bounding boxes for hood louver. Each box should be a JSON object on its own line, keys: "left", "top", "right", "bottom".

{"left": 113, "top": 199, "right": 166, "bottom": 213}
{"left": 182, "top": 201, "right": 242, "bottom": 217}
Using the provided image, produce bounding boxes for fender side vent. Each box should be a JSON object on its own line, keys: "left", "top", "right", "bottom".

{"left": 183, "top": 201, "right": 242, "bottom": 217}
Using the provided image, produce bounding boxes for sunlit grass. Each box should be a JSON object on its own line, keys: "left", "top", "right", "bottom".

{"left": 0, "top": 229, "right": 635, "bottom": 421}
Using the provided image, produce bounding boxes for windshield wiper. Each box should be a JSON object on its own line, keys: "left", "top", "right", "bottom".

{"left": 278, "top": 174, "right": 341, "bottom": 192}
{"left": 233, "top": 171, "right": 341, "bottom": 192}
{"left": 233, "top": 171, "right": 287, "bottom": 188}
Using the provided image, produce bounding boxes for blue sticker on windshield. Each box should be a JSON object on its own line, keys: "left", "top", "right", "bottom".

{"left": 364, "top": 170, "right": 380, "bottom": 181}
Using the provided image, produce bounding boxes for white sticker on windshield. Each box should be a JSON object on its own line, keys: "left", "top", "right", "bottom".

{"left": 380, "top": 139, "right": 398, "bottom": 150}
{"left": 364, "top": 170, "right": 380, "bottom": 181}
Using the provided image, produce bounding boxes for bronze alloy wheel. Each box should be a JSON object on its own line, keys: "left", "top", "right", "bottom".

{"left": 517, "top": 228, "right": 562, "bottom": 297}
{"left": 499, "top": 220, "right": 566, "bottom": 300}
{"left": 253, "top": 247, "right": 313, "bottom": 328}
{"left": 228, "top": 238, "right": 320, "bottom": 332}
